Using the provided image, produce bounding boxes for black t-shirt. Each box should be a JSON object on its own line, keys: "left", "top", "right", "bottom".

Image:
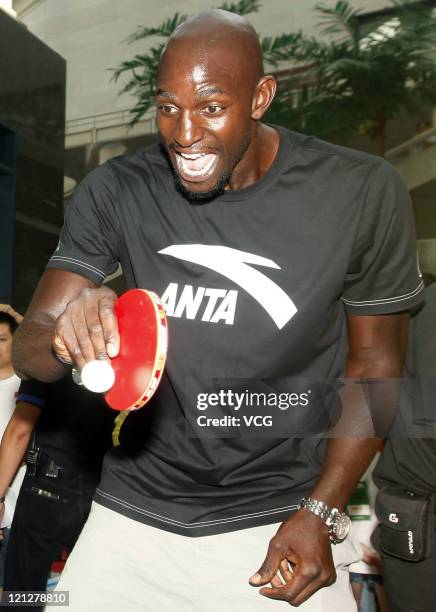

{"left": 46, "top": 126, "right": 424, "bottom": 535}
{"left": 18, "top": 376, "right": 116, "bottom": 474}
{"left": 374, "top": 284, "right": 436, "bottom": 495}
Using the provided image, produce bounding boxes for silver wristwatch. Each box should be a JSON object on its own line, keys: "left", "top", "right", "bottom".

{"left": 299, "top": 497, "right": 351, "bottom": 544}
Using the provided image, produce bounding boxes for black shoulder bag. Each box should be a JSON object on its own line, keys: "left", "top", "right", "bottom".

{"left": 374, "top": 485, "right": 434, "bottom": 562}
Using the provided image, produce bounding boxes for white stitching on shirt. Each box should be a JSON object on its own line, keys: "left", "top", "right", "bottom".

{"left": 49, "top": 256, "right": 106, "bottom": 279}
{"left": 95, "top": 488, "right": 298, "bottom": 529}
{"left": 341, "top": 281, "right": 424, "bottom": 307}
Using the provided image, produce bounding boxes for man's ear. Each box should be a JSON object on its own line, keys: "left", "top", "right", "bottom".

{"left": 251, "top": 75, "right": 277, "bottom": 120}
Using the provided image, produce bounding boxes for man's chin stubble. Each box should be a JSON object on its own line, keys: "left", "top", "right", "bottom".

{"left": 172, "top": 170, "right": 230, "bottom": 203}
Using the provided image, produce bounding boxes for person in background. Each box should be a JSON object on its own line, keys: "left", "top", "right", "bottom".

{"left": 0, "top": 305, "right": 23, "bottom": 326}
{"left": 0, "top": 374, "right": 117, "bottom": 608}
{"left": 0, "top": 307, "right": 24, "bottom": 590}
{"left": 372, "top": 275, "right": 436, "bottom": 612}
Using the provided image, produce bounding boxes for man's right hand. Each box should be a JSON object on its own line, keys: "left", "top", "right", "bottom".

{"left": 52, "top": 286, "right": 119, "bottom": 370}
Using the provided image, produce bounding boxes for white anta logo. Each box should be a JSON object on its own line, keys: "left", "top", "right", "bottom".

{"left": 389, "top": 513, "right": 399, "bottom": 524}
{"left": 161, "top": 284, "right": 237, "bottom": 325}
{"left": 158, "top": 245, "right": 297, "bottom": 329}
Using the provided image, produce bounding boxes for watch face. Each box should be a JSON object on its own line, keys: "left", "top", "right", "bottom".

{"left": 334, "top": 514, "right": 351, "bottom": 541}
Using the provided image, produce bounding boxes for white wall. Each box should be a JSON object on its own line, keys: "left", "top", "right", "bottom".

{"left": 14, "top": 0, "right": 391, "bottom": 122}
{"left": 0, "top": 0, "right": 15, "bottom": 16}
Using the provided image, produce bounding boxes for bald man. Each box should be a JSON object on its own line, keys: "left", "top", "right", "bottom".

{"left": 12, "top": 10, "right": 423, "bottom": 611}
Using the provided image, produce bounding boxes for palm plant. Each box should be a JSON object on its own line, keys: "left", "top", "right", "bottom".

{"left": 113, "top": 0, "right": 436, "bottom": 155}
{"left": 265, "top": 0, "right": 436, "bottom": 154}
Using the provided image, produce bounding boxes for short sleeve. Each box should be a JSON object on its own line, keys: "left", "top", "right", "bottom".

{"left": 341, "top": 160, "right": 424, "bottom": 314}
{"left": 17, "top": 379, "right": 49, "bottom": 409}
{"left": 46, "top": 163, "right": 120, "bottom": 285}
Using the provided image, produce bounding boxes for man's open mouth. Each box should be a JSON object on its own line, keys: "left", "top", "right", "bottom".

{"left": 173, "top": 151, "right": 218, "bottom": 182}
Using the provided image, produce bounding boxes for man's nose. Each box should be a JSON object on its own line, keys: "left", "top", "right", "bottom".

{"left": 174, "top": 111, "right": 203, "bottom": 148}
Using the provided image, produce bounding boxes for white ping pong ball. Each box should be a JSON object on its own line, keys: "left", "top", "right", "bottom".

{"left": 80, "top": 360, "right": 115, "bottom": 393}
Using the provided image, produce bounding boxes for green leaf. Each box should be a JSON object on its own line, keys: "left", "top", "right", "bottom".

{"left": 315, "top": 0, "right": 361, "bottom": 44}
{"left": 217, "top": 0, "right": 261, "bottom": 15}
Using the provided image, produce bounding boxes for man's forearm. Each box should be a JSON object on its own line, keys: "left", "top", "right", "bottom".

{"left": 12, "top": 269, "right": 99, "bottom": 382}
{"left": 309, "top": 437, "right": 380, "bottom": 510}
{"left": 308, "top": 339, "right": 405, "bottom": 509}
{"left": 13, "top": 316, "right": 69, "bottom": 382}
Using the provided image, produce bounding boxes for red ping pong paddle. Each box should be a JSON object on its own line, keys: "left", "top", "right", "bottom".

{"left": 103, "top": 289, "right": 168, "bottom": 411}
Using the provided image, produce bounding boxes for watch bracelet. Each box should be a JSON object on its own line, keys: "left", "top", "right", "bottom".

{"left": 299, "top": 496, "right": 351, "bottom": 544}
{"left": 299, "top": 497, "right": 337, "bottom": 522}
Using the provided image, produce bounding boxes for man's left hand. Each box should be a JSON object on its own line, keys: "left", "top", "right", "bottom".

{"left": 249, "top": 509, "right": 336, "bottom": 606}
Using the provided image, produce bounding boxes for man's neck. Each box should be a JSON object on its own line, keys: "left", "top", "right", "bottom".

{"left": 227, "top": 123, "right": 280, "bottom": 191}
{"left": 0, "top": 365, "right": 15, "bottom": 381}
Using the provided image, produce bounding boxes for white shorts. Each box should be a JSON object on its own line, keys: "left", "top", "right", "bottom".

{"left": 56, "top": 502, "right": 360, "bottom": 612}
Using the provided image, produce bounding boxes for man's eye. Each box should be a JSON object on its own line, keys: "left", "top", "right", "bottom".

{"left": 206, "top": 105, "right": 222, "bottom": 114}
{"left": 159, "top": 105, "right": 177, "bottom": 114}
